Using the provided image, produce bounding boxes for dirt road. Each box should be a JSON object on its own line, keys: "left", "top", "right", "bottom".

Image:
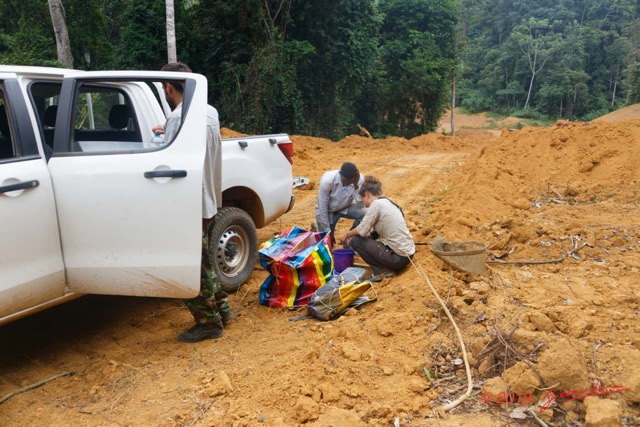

{"left": 1, "top": 118, "right": 639, "bottom": 426}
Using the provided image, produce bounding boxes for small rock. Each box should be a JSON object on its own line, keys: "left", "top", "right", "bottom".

{"left": 482, "top": 377, "right": 509, "bottom": 401}
{"left": 528, "top": 312, "right": 556, "bottom": 332}
{"left": 537, "top": 339, "right": 590, "bottom": 391}
{"left": 377, "top": 323, "right": 394, "bottom": 337}
{"left": 292, "top": 396, "right": 320, "bottom": 423}
{"left": 510, "top": 198, "right": 531, "bottom": 210}
{"left": 300, "top": 385, "right": 314, "bottom": 396}
{"left": 407, "top": 378, "right": 425, "bottom": 393}
{"left": 341, "top": 343, "right": 362, "bottom": 361}
{"left": 584, "top": 397, "right": 622, "bottom": 427}
{"left": 566, "top": 311, "right": 590, "bottom": 338}
{"left": 477, "top": 358, "right": 494, "bottom": 376}
{"left": 317, "top": 383, "right": 341, "bottom": 403}
{"left": 564, "top": 185, "right": 579, "bottom": 197}
{"left": 469, "top": 281, "right": 491, "bottom": 295}
{"left": 502, "top": 362, "right": 540, "bottom": 394}
{"left": 515, "top": 270, "right": 534, "bottom": 282}
{"left": 219, "top": 371, "right": 234, "bottom": 392}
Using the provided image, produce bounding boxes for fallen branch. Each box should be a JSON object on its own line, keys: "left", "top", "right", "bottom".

{"left": 527, "top": 407, "right": 550, "bottom": 427}
{"left": 0, "top": 371, "right": 74, "bottom": 404}
{"left": 357, "top": 124, "right": 373, "bottom": 138}
{"left": 487, "top": 258, "right": 565, "bottom": 265}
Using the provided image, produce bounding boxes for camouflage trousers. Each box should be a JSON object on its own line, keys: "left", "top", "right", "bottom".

{"left": 184, "top": 219, "right": 232, "bottom": 326}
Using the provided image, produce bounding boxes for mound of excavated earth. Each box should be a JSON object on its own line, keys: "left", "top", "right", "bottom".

{"left": 1, "top": 121, "right": 638, "bottom": 426}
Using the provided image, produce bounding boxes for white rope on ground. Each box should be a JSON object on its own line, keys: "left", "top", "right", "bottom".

{"left": 407, "top": 257, "right": 474, "bottom": 414}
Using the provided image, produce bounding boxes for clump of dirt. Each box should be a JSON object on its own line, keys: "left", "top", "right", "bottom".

{"left": 1, "top": 116, "right": 639, "bottom": 426}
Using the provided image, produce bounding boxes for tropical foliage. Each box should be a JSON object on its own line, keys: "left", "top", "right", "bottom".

{"left": 0, "top": 0, "right": 638, "bottom": 138}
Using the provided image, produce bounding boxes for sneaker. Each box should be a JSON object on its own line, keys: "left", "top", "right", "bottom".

{"left": 367, "top": 271, "right": 396, "bottom": 283}
{"left": 178, "top": 323, "right": 223, "bottom": 343}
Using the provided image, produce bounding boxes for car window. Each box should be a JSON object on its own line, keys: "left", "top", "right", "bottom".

{"left": 70, "top": 84, "right": 144, "bottom": 153}
{"left": 28, "top": 81, "right": 62, "bottom": 153}
{"left": 0, "top": 86, "right": 16, "bottom": 161}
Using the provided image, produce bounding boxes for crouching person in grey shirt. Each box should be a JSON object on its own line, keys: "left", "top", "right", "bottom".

{"left": 339, "top": 175, "right": 415, "bottom": 282}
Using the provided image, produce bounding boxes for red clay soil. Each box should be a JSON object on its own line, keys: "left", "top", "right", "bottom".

{"left": 1, "top": 110, "right": 639, "bottom": 426}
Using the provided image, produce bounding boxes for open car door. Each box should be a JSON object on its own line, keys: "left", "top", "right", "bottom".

{"left": 47, "top": 71, "right": 207, "bottom": 298}
{"left": 0, "top": 76, "right": 66, "bottom": 321}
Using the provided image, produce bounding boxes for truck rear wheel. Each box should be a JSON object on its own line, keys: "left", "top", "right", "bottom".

{"left": 208, "top": 207, "right": 258, "bottom": 293}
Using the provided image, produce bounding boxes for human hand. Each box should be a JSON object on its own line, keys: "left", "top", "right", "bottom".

{"left": 353, "top": 172, "right": 360, "bottom": 190}
{"left": 339, "top": 233, "right": 350, "bottom": 246}
{"left": 151, "top": 124, "right": 165, "bottom": 134}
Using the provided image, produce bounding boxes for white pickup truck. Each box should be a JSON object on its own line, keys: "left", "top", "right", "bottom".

{"left": 0, "top": 66, "right": 295, "bottom": 325}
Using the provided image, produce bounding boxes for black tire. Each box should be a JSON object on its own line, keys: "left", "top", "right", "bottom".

{"left": 208, "top": 207, "right": 258, "bottom": 293}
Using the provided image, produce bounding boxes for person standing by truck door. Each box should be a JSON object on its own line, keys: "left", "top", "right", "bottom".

{"left": 314, "top": 162, "right": 366, "bottom": 244}
{"left": 153, "top": 62, "right": 231, "bottom": 343}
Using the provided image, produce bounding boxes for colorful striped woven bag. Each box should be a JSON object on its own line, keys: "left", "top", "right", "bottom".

{"left": 258, "top": 226, "right": 333, "bottom": 308}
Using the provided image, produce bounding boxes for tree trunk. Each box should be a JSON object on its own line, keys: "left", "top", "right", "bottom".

{"left": 559, "top": 96, "right": 563, "bottom": 118}
{"left": 450, "top": 75, "right": 456, "bottom": 136}
{"left": 48, "top": 0, "right": 74, "bottom": 68}
{"left": 166, "top": 0, "right": 177, "bottom": 63}
{"left": 611, "top": 78, "right": 617, "bottom": 107}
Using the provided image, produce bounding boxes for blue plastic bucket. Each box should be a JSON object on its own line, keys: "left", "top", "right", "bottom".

{"left": 333, "top": 248, "right": 355, "bottom": 273}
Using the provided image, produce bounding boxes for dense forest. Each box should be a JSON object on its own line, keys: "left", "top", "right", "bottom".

{"left": 1, "top": 0, "right": 638, "bottom": 139}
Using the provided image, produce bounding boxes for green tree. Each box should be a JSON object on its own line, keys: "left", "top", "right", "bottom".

{"left": 0, "top": 0, "right": 59, "bottom": 66}
{"left": 511, "top": 18, "right": 563, "bottom": 109}
{"left": 376, "top": 0, "right": 457, "bottom": 137}
{"left": 287, "top": 0, "right": 380, "bottom": 139}
{"left": 111, "top": 0, "right": 167, "bottom": 69}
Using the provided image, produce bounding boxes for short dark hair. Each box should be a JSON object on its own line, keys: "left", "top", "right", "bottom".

{"left": 161, "top": 62, "right": 192, "bottom": 73}
{"left": 161, "top": 62, "right": 192, "bottom": 93}
{"left": 339, "top": 162, "right": 359, "bottom": 180}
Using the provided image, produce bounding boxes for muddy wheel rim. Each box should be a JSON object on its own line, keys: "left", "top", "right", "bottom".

{"left": 215, "top": 225, "right": 249, "bottom": 277}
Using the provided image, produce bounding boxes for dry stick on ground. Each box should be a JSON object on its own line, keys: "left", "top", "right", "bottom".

{"left": 527, "top": 408, "right": 551, "bottom": 427}
{"left": 486, "top": 236, "right": 590, "bottom": 265}
{"left": 408, "top": 257, "right": 474, "bottom": 414}
{"left": 593, "top": 340, "right": 604, "bottom": 381}
{"left": 0, "top": 371, "right": 74, "bottom": 404}
{"left": 493, "top": 326, "right": 545, "bottom": 383}
{"left": 487, "top": 258, "right": 565, "bottom": 265}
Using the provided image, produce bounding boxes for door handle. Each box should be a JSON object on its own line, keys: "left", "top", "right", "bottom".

{"left": 0, "top": 180, "right": 39, "bottom": 194}
{"left": 144, "top": 170, "right": 187, "bottom": 179}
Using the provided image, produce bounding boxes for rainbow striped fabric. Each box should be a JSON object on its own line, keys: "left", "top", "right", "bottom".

{"left": 259, "top": 226, "right": 334, "bottom": 308}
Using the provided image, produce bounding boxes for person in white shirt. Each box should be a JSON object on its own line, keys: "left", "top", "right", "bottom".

{"left": 314, "top": 162, "right": 366, "bottom": 243}
{"left": 152, "top": 62, "right": 230, "bottom": 343}
{"left": 339, "top": 175, "right": 415, "bottom": 282}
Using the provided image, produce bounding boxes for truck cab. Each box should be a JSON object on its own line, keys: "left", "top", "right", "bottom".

{"left": 0, "top": 66, "right": 294, "bottom": 325}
